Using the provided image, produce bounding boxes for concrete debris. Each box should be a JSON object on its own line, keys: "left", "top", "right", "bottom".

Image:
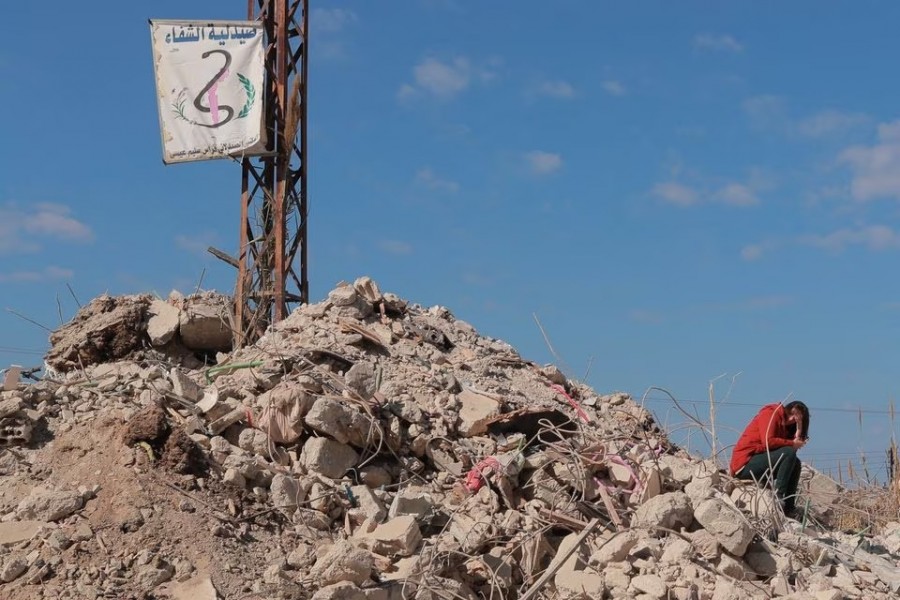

{"left": 693, "top": 497, "right": 754, "bottom": 556}
{"left": 0, "top": 277, "right": 896, "bottom": 599}
{"left": 0, "top": 521, "right": 44, "bottom": 546}
{"left": 310, "top": 540, "right": 374, "bottom": 586}
{"left": 147, "top": 299, "right": 180, "bottom": 346}
{"left": 44, "top": 291, "right": 235, "bottom": 374}
{"left": 164, "top": 573, "right": 219, "bottom": 600}
{"left": 178, "top": 293, "right": 232, "bottom": 351}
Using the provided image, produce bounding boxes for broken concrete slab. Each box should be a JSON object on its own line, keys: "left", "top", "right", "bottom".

{"left": 147, "top": 300, "right": 180, "bottom": 346}
{"left": 16, "top": 488, "right": 84, "bottom": 522}
{"left": 300, "top": 437, "right": 359, "bottom": 479}
{"left": 456, "top": 389, "right": 501, "bottom": 437}
{"left": 170, "top": 369, "right": 203, "bottom": 403}
{"left": 165, "top": 573, "right": 219, "bottom": 600}
{"left": 310, "top": 541, "right": 373, "bottom": 586}
{"left": 360, "top": 516, "right": 422, "bottom": 557}
{"left": 631, "top": 491, "right": 693, "bottom": 531}
{"left": 304, "top": 397, "right": 373, "bottom": 448}
{"left": 2, "top": 367, "right": 20, "bottom": 392}
{"left": 178, "top": 294, "right": 232, "bottom": 352}
{"left": 0, "top": 521, "right": 44, "bottom": 546}
{"left": 693, "top": 498, "right": 754, "bottom": 557}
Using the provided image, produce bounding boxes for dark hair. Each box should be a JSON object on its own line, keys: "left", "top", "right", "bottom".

{"left": 784, "top": 400, "right": 810, "bottom": 440}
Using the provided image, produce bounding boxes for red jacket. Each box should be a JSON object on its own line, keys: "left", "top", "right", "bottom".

{"left": 729, "top": 403, "right": 795, "bottom": 476}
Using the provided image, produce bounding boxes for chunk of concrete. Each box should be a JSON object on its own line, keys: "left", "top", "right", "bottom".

{"left": 694, "top": 498, "right": 754, "bottom": 557}
{"left": 167, "top": 573, "right": 219, "bottom": 600}
{"left": 388, "top": 487, "right": 434, "bottom": 519}
{"left": 632, "top": 574, "right": 667, "bottom": 600}
{"left": 456, "top": 389, "right": 501, "bottom": 437}
{"left": 304, "top": 397, "right": 372, "bottom": 448}
{"left": 658, "top": 455, "right": 695, "bottom": 485}
{"left": 170, "top": 369, "right": 202, "bottom": 403}
{"left": 690, "top": 529, "right": 720, "bottom": 560}
{"left": 556, "top": 570, "right": 606, "bottom": 598}
{"left": 0, "top": 556, "right": 28, "bottom": 583}
{"left": 0, "top": 397, "right": 23, "bottom": 419}
{"left": 310, "top": 541, "right": 373, "bottom": 586}
{"left": 147, "top": 300, "right": 180, "bottom": 346}
{"left": 0, "top": 521, "right": 43, "bottom": 546}
{"left": 743, "top": 546, "right": 777, "bottom": 578}
{"left": 660, "top": 536, "right": 692, "bottom": 564}
{"left": 300, "top": 437, "right": 359, "bottom": 479}
{"left": 631, "top": 491, "right": 693, "bottom": 531}
{"left": 551, "top": 532, "right": 605, "bottom": 598}
{"left": 349, "top": 485, "right": 386, "bottom": 523}
{"left": 179, "top": 297, "right": 232, "bottom": 351}
{"left": 590, "top": 530, "right": 639, "bottom": 568}
{"left": 17, "top": 488, "right": 84, "bottom": 522}
{"left": 448, "top": 512, "right": 494, "bottom": 554}
{"left": 361, "top": 516, "right": 422, "bottom": 557}
{"left": 311, "top": 582, "right": 366, "bottom": 600}
{"left": 270, "top": 474, "right": 304, "bottom": 513}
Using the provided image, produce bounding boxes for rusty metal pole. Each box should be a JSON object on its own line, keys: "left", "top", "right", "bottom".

{"left": 273, "top": 0, "right": 289, "bottom": 322}
{"left": 228, "top": 0, "right": 308, "bottom": 347}
{"left": 299, "top": 0, "right": 309, "bottom": 306}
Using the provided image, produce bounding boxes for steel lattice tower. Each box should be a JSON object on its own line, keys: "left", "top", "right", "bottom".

{"left": 225, "top": 0, "right": 309, "bottom": 346}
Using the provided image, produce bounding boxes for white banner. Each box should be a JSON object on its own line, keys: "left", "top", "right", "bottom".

{"left": 150, "top": 20, "right": 267, "bottom": 164}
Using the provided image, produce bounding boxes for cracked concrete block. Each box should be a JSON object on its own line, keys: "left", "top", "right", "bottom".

{"left": 310, "top": 541, "right": 373, "bottom": 586}
{"left": 631, "top": 491, "right": 693, "bottom": 531}
{"left": 694, "top": 498, "right": 754, "bottom": 557}
{"left": 456, "top": 389, "right": 501, "bottom": 437}
{"left": 147, "top": 300, "right": 180, "bottom": 346}
{"left": 300, "top": 437, "right": 359, "bottom": 479}
{"left": 361, "top": 516, "right": 422, "bottom": 557}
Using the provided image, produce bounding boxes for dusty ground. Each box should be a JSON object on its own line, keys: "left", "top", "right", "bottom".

{"left": 0, "top": 409, "right": 300, "bottom": 600}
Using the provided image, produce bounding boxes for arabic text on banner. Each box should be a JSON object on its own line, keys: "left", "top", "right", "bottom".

{"left": 150, "top": 20, "right": 267, "bottom": 164}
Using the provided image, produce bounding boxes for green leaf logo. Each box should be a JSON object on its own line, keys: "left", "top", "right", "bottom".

{"left": 237, "top": 73, "right": 256, "bottom": 119}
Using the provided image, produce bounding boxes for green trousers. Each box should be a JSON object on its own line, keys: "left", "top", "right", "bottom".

{"left": 736, "top": 446, "right": 801, "bottom": 512}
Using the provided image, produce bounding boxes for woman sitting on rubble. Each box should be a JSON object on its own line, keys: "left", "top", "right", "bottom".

{"left": 729, "top": 401, "right": 810, "bottom": 518}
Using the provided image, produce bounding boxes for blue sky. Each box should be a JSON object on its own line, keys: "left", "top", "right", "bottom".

{"left": 3, "top": 1, "right": 900, "bottom": 483}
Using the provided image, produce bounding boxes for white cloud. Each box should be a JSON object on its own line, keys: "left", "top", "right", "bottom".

{"left": 0, "top": 265, "right": 73, "bottom": 283}
{"left": 796, "top": 109, "right": 869, "bottom": 138}
{"left": 524, "top": 151, "right": 562, "bottom": 175}
{"left": 601, "top": 80, "right": 626, "bottom": 96}
{"left": 840, "top": 120, "right": 900, "bottom": 201}
{"left": 693, "top": 34, "right": 743, "bottom": 53}
{"left": 415, "top": 167, "right": 459, "bottom": 193}
{"left": 654, "top": 180, "right": 761, "bottom": 208}
{"left": 377, "top": 240, "right": 413, "bottom": 255}
{"left": 741, "top": 226, "right": 900, "bottom": 260}
{"left": 740, "top": 238, "right": 781, "bottom": 261}
{"left": 399, "top": 57, "right": 498, "bottom": 101}
{"left": 744, "top": 96, "right": 870, "bottom": 139}
{"left": 743, "top": 95, "right": 788, "bottom": 130}
{"left": 536, "top": 80, "right": 576, "bottom": 99}
{"left": 800, "top": 225, "right": 900, "bottom": 252}
{"left": 0, "top": 203, "right": 93, "bottom": 254}
{"left": 740, "top": 244, "right": 765, "bottom": 261}
{"left": 311, "top": 8, "right": 358, "bottom": 33}
{"left": 652, "top": 182, "right": 699, "bottom": 207}
{"left": 715, "top": 183, "right": 760, "bottom": 207}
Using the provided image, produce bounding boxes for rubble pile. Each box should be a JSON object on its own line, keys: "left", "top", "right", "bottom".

{"left": 1, "top": 276, "right": 899, "bottom": 600}
{"left": 44, "top": 291, "right": 232, "bottom": 374}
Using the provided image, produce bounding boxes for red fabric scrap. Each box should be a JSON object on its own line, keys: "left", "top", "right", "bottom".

{"left": 464, "top": 457, "right": 502, "bottom": 492}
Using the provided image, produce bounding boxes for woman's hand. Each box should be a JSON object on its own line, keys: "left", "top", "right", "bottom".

{"left": 792, "top": 438, "right": 807, "bottom": 450}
